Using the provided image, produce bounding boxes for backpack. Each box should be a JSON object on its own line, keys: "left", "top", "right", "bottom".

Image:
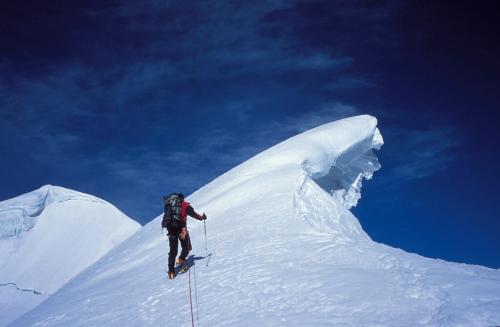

{"left": 162, "top": 193, "right": 182, "bottom": 228}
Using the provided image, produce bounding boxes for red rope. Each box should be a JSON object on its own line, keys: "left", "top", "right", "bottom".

{"left": 188, "top": 268, "right": 195, "bottom": 327}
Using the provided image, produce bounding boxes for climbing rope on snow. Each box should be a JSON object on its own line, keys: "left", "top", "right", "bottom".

{"left": 188, "top": 268, "right": 195, "bottom": 327}
{"left": 193, "top": 264, "right": 200, "bottom": 326}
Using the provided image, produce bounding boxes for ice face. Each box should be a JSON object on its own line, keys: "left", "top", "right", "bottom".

{"left": 294, "top": 121, "right": 383, "bottom": 241}
{"left": 312, "top": 129, "right": 382, "bottom": 209}
{"left": 0, "top": 186, "right": 51, "bottom": 238}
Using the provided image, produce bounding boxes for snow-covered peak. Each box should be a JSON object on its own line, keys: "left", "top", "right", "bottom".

{"left": 1, "top": 184, "right": 109, "bottom": 211}
{"left": 190, "top": 115, "right": 382, "bottom": 241}
{"left": 0, "top": 185, "right": 141, "bottom": 326}
{"left": 35, "top": 184, "right": 108, "bottom": 203}
{"left": 198, "top": 115, "right": 380, "bottom": 183}
{"left": 0, "top": 185, "right": 108, "bottom": 238}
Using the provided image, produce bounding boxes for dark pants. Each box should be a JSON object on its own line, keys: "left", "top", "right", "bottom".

{"left": 167, "top": 225, "right": 192, "bottom": 272}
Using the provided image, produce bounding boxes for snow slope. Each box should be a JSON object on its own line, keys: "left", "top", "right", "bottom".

{"left": 0, "top": 185, "right": 141, "bottom": 326}
{"left": 13, "top": 116, "right": 500, "bottom": 326}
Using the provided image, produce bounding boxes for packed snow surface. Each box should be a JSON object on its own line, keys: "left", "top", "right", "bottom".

{"left": 13, "top": 116, "right": 500, "bottom": 326}
{"left": 0, "top": 185, "right": 140, "bottom": 326}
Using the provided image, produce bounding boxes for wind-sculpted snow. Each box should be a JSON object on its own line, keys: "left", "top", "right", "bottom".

{"left": 0, "top": 185, "right": 107, "bottom": 238}
{"left": 0, "top": 185, "right": 140, "bottom": 326}
{"left": 189, "top": 115, "right": 382, "bottom": 239}
{"left": 296, "top": 120, "right": 382, "bottom": 239}
{"left": 313, "top": 127, "right": 383, "bottom": 209}
{"left": 14, "top": 115, "right": 500, "bottom": 327}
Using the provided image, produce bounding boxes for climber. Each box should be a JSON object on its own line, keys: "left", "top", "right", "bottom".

{"left": 161, "top": 193, "right": 206, "bottom": 279}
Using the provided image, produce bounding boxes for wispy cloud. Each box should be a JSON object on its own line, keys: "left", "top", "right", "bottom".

{"left": 284, "top": 102, "right": 360, "bottom": 133}
{"left": 378, "top": 125, "right": 460, "bottom": 184}
{"left": 0, "top": 0, "right": 407, "bottom": 222}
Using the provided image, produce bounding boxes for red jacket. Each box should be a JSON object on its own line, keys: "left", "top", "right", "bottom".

{"left": 180, "top": 201, "right": 203, "bottom": 226}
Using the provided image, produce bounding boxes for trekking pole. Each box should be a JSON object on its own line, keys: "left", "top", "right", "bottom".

{"left": 203, "top": 220, "right": 208, "bottom": 253}
{"left": 203, "top": 216, "right": 211, "bottom": 267}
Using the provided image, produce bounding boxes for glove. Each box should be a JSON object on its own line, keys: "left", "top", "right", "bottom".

{"left": 202, "top": 213, "right": 207, "bottom": 220}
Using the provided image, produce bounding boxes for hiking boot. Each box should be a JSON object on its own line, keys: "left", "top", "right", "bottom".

{"left": 168, "top": 271, "right": 175, "bottom": 279}
{"left": 176, "top": 258, "right": 185, "bottom": 266}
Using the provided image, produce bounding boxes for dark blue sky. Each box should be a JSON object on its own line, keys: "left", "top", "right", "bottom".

{"left": 1, "top": 1, "right": 499, "bottom": 268}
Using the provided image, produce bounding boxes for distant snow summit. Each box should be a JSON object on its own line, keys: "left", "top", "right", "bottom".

{"left": 0, "top": 185, "right": 140, "bottom": 326}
